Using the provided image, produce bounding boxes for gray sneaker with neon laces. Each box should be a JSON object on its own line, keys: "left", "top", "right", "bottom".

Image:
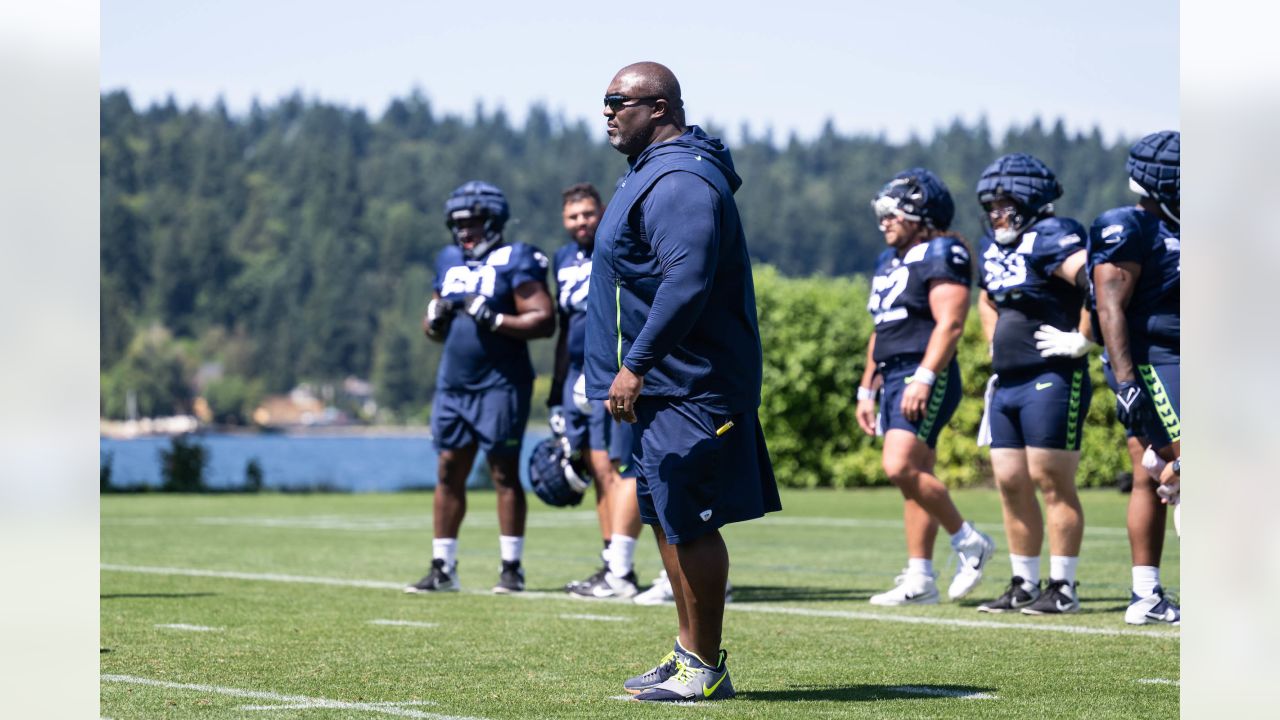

{"left": 623, "top": 640, "right": 688, "bottom": 694}
{"left": 633, "top": 649, "right": 735, "bottom": 702}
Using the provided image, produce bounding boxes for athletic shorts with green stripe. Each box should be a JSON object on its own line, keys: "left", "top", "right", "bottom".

{"left": 988, "top": 366, "right": 1091, "bottom": 450}
{"left": 878, "top": 356, "right": 962, "bottom": 448}
{"left": 1103, "top": 359, "right": 1181, "bottom": 450}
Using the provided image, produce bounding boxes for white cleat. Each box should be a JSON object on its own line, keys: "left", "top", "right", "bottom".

{"left": 869, "top": 571, "right": 940, "bottom": 606}
{"left": 948, "top": 530, "right": 995, "bottom": 600}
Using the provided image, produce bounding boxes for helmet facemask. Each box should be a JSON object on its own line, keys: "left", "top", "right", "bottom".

{"left": 447, "top": 208, "right": 504, "bottom": 260}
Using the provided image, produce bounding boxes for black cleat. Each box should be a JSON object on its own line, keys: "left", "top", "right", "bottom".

{"left": 1022, "top": 579, "right": 1079, "bottom": 615}
{"left": 493, "top": 560, "right": 525, "bottom": 594}
{"left": 565, "top": 565, "right": 607, "bottom": 593}
{"left": 568, "top": 570, "right": 640, "bottom": 600}
{"left": 404, "top": 559, "right": 458, "bottom": 593}
{"left": 976, "top": 576, "right": 1039, "bottom": 613}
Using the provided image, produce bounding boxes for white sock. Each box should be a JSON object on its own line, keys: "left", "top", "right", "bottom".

{"left": 607, "top": 534, "right": 637, "bottom": 577}
{"left": 906, "top": 558, "right": 934, "bottom": 578}
{"left": 499, "top": 535, "right": 524, "bottom": 564}
{"left": 1050, "top": 556, "right": 1079, "bottom": 585}
{"left": 949, "top": 521, "right": 977, "bottom": 548}
{"left": 1010, "top": 554, "right": 1040, "bottom": 585}
{"left": 432, "top": 538, "right": 458, "bottom": 572}
{"left": 1132, "top": 565, "right": 1160, "bottom": 597}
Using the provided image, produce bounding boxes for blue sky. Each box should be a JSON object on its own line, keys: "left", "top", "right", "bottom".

{"left": 101, "top": 0, "right": 1178, "bottom": 143}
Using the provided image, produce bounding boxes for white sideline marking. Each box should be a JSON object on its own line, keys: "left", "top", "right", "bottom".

{"left": 559, "top": 613, "right": 630, "bottom": 622}
{"left": 1137, "top": 678, "right": 1180, "bottom": 685}
{"left": 889, "top": 685, "right": 997, "bottom": 700}
{"left": 102, "top": 564, "right": 1179, "bottom": 640}
{"left": 101, "top": 675, "right": 480, "bottom": 719}
{"left": 369, "top": 619, "right": 440, "bottom": 628}
{"left": 729, "top": 603, "right": 1177, "bottom": 639}
{"left": 240, "top": 700, "right": 439, "bottom": 711}
{"left": 155, "top": 623, "right": 220, "bottom": 632}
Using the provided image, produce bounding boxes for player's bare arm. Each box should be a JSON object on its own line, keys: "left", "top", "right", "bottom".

{"left": 901, "top": 279, "right": 967, "bottom": 421}
{"left": 494, "top": 280, "right": 555, "bottom": 339}
{"left": 1092, "top": 260, "right": 1140, "bottom": 382}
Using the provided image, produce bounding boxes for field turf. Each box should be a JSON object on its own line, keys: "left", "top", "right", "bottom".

{"left": 101, "top": 488, "right": 1179, "bottom": 718}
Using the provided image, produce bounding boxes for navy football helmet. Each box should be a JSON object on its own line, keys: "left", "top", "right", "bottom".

{"left": 1127, "top": 130, "right": 1179, "bottom": 222}
{"left": 976, "top": 153, "right": 1063, "bottom": 245}
{"left": 528, "top": 435, "right": 590, "bottom": 507}
{"left": 872, "top": 168, "right": 955, "bottom": 231}
{"left": 444, "top": 181, "right": 510, "bottom": 260}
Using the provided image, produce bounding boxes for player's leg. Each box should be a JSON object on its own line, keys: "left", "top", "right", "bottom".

{"left": 874, "top": 361, "right": 994, "bottom": 603}
{"left": 1125, "top": 362, "right": 1180, "bottom": 624}
{"left": 482, "top": 384, "right": 530, "bottom": 594}
{"left": 1022, "top": 447, "right": 1084, "bottom": 614}
{"left": 406, "top": 391, "right": 476, "bottom": 593}
{"left": 979, "top": 447, "right": 1044, "bottom": 612}
{"left": 562, "top": 373, "right": 613, "bottom": 592}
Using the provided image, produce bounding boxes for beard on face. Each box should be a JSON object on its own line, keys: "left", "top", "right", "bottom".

{"left": 609, "top": 123, "right": 653, "bottom": 157}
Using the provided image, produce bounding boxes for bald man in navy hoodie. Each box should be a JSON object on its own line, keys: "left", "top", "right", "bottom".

{"left": 585, "top": 61, "right": 780, "bottom": 703}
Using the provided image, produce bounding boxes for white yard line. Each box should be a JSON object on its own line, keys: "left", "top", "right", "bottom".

{"left": 558, "top": 613, "right": 630, "bottom": 622}
{"left": 100, "top": 675, "right": 478, "bottom": 720}
{"left": 101, "top": 563, "right": 1179, "bottom": 640}
{"left": 728, "top": 603, "right": 1175, "bottom": 639}
{"left": 1137, "top": 678, "right": 1180, "bottom": 685}
{"left": 154, "top": 623, "right": 221, "bottom": 632}
{"left": 368, "top": 619, "right": 440, "bottom": 628}
{"left": 888, "top": 685, "right": 997, "bottom": 699}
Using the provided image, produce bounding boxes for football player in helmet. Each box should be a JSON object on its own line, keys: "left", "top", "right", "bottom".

{"left": 973, "top": 153, "right": 1094, "bottom": 615}
{"left": 548, "top": 183, "right": 644, "bottom": 599}
{"left": 405, "top": 181, "right": 555, "bottom": 595}
{"left": 855, "top": 168, "right": 997, "bottom": 606}
{"left": 1088, "top": 131, "right": 1181, "bottom": 625}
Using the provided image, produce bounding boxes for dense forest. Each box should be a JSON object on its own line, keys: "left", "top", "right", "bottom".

{"left": 100, "top": 90, "right": 1137, "bottom": 422}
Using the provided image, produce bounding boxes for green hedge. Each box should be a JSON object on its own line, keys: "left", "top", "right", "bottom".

{"left": 754, "top": 265, "right": 1128, "bottom": 489}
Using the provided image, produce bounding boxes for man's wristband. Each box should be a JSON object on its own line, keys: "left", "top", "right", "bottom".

{"left": 492, "top": 313, "right": 504, "bottom": 329}
{"left": 1171, "top": 458, "right": 1180, "bottom": 476}
{"left": 912, "top": 367, "right": 937, "bottom": 386}
{"left": 857, "top": 386, "right": 876, "bottom": 402}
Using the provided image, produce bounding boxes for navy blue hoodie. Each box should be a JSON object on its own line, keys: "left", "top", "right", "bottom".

{"left": 584, "top": 126, "right": 763, "bottom": 413}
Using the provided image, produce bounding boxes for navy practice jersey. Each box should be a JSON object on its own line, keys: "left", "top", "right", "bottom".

{"left": 980, "top": 217, "right": 1089, "bottom": 374}
{"left": 1087, "top": 207, "right": 1180, "bottom": 364}
{"left": 434, "top": 242, "right": 549, "bottom": 392}
{"left": 552, "top": 243, "right": 592, "bottom": 368}
{"left": 868, "top": 236, "right": 972, "bottom": 363}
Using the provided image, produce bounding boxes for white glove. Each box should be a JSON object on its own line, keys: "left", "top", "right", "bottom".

{"left": 1142, "top": 446, "right": 1179, "bottom": 506}
{"left": 572, "top": 373, "right": 591, "bottom": 414}
{"left": 1034, "top": 324, "right": 1096, "bottom": 359}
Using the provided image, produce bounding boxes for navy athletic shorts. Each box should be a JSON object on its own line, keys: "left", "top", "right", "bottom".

{"left": 1102, "top": 359, "right": 1181, "bottom": 450}
{"left": 878, "top": 356, "right": 962, "bottom": 448}
{"left": 431, "top": 384, "right": 531, "bottom": 456}
{"left": 609, "top": 419, "right": 638, "bottom": 479}
{"left": 562, "top": 365, "right": 610, "bottom": 453}
{"left": 632, "top": 397, "right": 781, "bottom": 544}
{"left": 989, "top": 366, "right": 1091, "bottom": 450}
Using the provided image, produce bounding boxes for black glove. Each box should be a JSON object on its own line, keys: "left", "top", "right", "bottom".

{"left": 1114, "top": 380, "right": 1150, "bottom": 432}
{"left": 426, "top": 298, "right": 460, "bottom": 336}
{"left": 463, "top": 295, "right": 500, "bottom": 330}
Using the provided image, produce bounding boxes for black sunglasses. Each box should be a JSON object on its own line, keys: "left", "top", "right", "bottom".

{"left": 603, "top": 94, "right": 662, "bottom": 112}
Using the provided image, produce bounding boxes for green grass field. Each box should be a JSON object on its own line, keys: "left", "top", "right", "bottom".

{"left": 101, "top": 488, "right": 1179, "bottom": 718}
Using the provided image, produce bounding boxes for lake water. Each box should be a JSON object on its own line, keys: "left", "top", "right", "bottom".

{"left": 99, "top": 430, "right": 550, "bottom": 492}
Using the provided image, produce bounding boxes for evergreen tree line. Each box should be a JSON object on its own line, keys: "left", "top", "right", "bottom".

{"left": 100, "top": 90, "right": 1137, "bottom": 421}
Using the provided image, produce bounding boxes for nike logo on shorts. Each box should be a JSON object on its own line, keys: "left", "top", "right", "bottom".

{"left": 1035, "top": 382, "right": 1054, "bottom": 390}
